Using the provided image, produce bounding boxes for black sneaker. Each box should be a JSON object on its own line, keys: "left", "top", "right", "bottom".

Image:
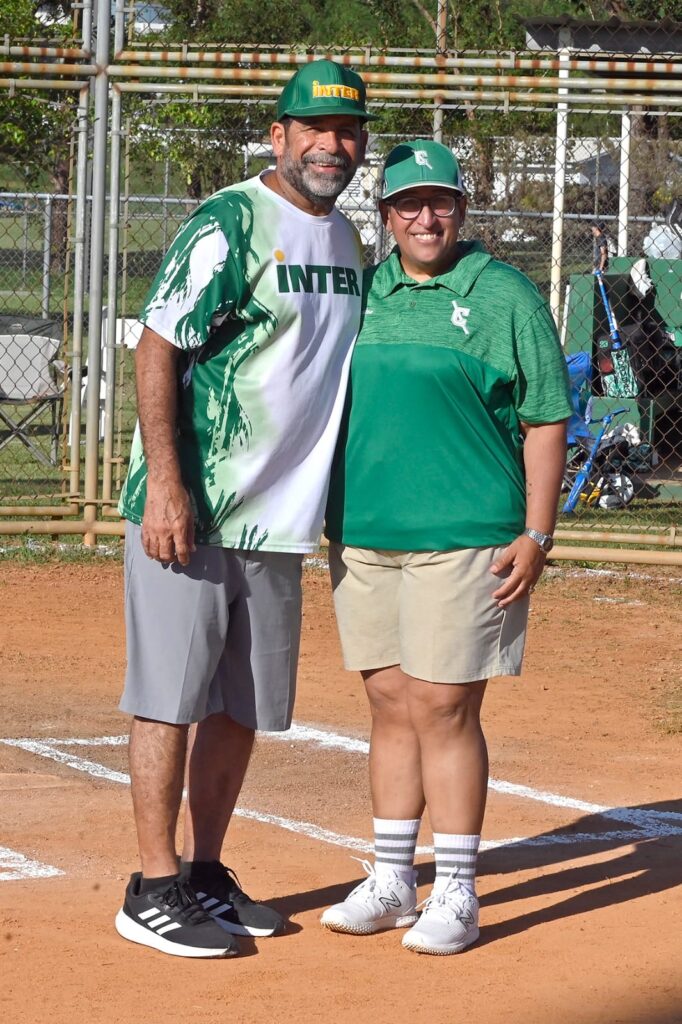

{"left": 115, "top": 873, "right": 240, "bottom": 958}
{"left": 187, "top": 861, "right": 286, "bottom": 937}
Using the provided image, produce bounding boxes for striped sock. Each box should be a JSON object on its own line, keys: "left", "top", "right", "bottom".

{"left": 373, "top": 817, "right": 421, "bottom": 883}
{"left": 432, "top": 833, "right": 480, "bottom": 894}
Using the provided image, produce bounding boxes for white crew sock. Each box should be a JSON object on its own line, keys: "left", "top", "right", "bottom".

{"left": 432, "top": 833, "right": 480, "bottom": 894}
{"left": 373, "top": 817, "right": 421, "bottom": 884}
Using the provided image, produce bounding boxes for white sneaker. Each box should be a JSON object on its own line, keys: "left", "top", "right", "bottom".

{"left": 320, "top": 859, "right": 418, "bottom": 935}
{"left": 402, "top": 876, "right": 479, "bottom": 955}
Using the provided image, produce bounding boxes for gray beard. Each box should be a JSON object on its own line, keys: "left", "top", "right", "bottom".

{"left": 279, "top": 151, "right": 354, "bottom": 203}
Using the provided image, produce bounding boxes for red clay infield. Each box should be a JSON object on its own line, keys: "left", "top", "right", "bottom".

{"left": 1, "top": 557, "right": 681, "bottom": 1024}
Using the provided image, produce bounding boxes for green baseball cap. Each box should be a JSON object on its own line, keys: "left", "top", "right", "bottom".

{"left": 277, "top": 59, "right": 377, "bottom": 122}
{"left": 382, "top": 140, "right": 466, "bottom": 199}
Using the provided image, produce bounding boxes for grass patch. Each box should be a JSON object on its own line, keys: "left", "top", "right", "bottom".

{"left": 0, "top": 536, "right": 123, "bottom": 563}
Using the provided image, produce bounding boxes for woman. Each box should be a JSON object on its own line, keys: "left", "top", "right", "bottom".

{"left": 320, "top": 140, "right": 572, "bottom": 955}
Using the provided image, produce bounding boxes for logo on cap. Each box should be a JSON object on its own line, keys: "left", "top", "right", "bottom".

{"left": 414, "top": 151, "right": 433, "bottom": 170}
{"left": 312, "top": 80, "right": 360, "bottom": 101}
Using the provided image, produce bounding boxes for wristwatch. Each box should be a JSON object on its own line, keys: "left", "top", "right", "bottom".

{"left": 523, "top": 527, "right": 554, "bottom": 553}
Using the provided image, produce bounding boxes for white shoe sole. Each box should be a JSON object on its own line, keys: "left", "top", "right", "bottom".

{"left": 402, "top": 926, "right": 480, "bottom": 955}
{"left": 321, "top": 912, "right": 419, "bottom": 935}
{"left": 115, "top": 909, "right": 238, "bottom": 958}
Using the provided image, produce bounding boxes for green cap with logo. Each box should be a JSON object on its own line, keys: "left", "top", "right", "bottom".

{"left": 382, "top": 139, "right": 466, "bottom": 199}
{"left": 277, "top": 58, "right": 377, "bottom": 122}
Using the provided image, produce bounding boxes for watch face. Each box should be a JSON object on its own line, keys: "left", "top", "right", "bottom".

{"left": 541, "top": 536, "right": 554, "bottom": 552}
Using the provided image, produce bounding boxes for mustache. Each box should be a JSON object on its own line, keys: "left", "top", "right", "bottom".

{"left": 302, "top": 154, "right": 349, "bottom": 170}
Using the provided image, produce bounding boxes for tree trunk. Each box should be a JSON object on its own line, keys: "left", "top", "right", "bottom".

{"left": 50, "top": 159, "right": 70, "bottom": 273}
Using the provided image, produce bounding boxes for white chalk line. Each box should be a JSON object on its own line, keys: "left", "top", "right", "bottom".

{"left": 0, "top": 845, "right": 63, "bottom": 881}
{"left": 1, "top": 722, "right": 680, "bottom": 876}
{"left": 31, "top": 723, "right": 682, "bottom": 828}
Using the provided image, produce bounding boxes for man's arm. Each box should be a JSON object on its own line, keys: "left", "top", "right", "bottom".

{"left": 490, "top": 420, "right": 567, "bottom": 608}
{"left": 136, "top": 326, "right": 195, "bottom": 565}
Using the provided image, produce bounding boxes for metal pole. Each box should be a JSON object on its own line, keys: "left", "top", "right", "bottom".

{"left": 101, "top": 0, "right": 126, "bottom": 512}
{"left": 617, "top": 109, "right": 631, "bottom": 257}
{"left": 162, "top": 146, "right": 170, "bottom": 250}
{"left": 21, "top": 197, "right": 28, "bottom": 288}
{"left": 433, "top": 0, "right": 447, "bottom": 143}
{"left": 549, "top": 32, "right": 571, "bottom": 327}
{"left": 68, "top": 82, "right": 90, "bottom": 504}
{"left": 82, "top": 0, "right": 111, "bottom": 546}
{"left": 41, "top": 196, "right": 52, "bottom": 318}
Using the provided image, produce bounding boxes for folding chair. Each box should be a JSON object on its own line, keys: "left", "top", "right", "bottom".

{"left": 0, "top": 330, "right": 66, "bottom": 467}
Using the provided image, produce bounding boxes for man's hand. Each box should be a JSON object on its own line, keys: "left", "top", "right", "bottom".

{"left": 490, "top": 534, "right": 546, "bottom": 608}
{"left": 141, "top": 477, "right": 195, "bottom": 565}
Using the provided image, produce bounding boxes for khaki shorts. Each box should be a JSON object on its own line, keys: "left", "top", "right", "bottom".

{"left": 329, "top": 543, "right": 529, "bottom": 684}
{"left": 120, "top": 522, "right": 303, "bottom": 730}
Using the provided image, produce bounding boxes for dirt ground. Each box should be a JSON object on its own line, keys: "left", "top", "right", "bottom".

{"left": 1, "top": 556, "right": 681, "bottom": 1024}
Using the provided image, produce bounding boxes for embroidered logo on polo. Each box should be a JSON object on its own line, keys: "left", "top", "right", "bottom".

{"left": 451, "top": 299, "right": 471, "bottom": 335}
{"left": 414, "top": 150, "right": 433, "bottom": 169}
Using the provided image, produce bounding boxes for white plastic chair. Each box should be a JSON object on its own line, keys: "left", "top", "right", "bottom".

{"left": 0, "top": 330, "right": 65, "bottom": 466}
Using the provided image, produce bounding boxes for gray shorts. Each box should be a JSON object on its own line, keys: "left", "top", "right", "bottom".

{"left": 120, "top": 522, "right": 303, "bottom": 730}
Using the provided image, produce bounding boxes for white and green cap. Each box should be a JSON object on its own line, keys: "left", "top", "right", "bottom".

{"left": 381, "top": 140, "right": 466, "bottom": 200}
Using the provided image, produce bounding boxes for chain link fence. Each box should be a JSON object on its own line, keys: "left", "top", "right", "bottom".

{"left": 1, "top": 6, "right": 682, "bottom": 556}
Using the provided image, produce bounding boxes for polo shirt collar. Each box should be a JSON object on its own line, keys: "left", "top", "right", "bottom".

{"left": 374, "top": 240, "right": 492, "bottom": 298}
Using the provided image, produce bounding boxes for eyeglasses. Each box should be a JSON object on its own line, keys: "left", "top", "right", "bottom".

{"left": 388, "top": 193, "right": 461, "bottom": 220}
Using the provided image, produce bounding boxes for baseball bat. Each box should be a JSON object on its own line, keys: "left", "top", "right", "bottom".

{"left": 595, "top": 270, "right": 623, "bottom": 347}
{"left": 562, "top": 408, "right": 628, "bottom": 514}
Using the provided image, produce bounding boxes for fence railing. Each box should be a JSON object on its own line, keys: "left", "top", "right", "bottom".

{"left": 1, "top": 4, "right": 682, "bottom": 561}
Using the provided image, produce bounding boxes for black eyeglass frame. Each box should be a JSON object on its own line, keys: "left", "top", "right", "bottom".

{"left": 386, "top": 192, "right": 464, "bottom": 220}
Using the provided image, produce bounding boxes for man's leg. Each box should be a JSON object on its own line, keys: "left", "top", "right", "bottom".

{"left": 182, "top": 551, "right": 302, "bottom": 938}
{"left": 129, "top": 716, "right": 188, "bottom": 878}
{"left": 116, "top": 523, "right": 240, "bottom": 957}
{"left": 117, "top": 713, "right": 238, "bottom": 958}
{"left": 401, "top": 677, "right": 487, "bottom": 955}
{"left": 182, "top": 712, "right": 255, "bottom": 862}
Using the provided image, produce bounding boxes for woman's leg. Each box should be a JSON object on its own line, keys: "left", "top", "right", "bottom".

{"left": 406, "top": 677, "right": 488, "bottom": 838}
{"left": 363, "top": 665, "right": 426, "bottom": 823}
{"left": 320, "top": 664, "right": 423, "bottom": 935}
{"left": 400, "top": 677, "right": 487, "bottom": 955}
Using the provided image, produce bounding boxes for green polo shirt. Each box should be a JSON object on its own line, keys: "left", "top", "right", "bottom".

{"left": 325, "top": 241, "right": 573, "bottom": 552}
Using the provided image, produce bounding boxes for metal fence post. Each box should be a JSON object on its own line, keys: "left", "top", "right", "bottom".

{"left": 101, "top": 0, "right": 127, "bottom": 513}
{"left": 82, "top": 0, "right": 110, "bottom": 545}
{"left": 550, "top": 34, "right": 571, "bottom": 328}
{"left": 41, "top": 195, "right": 52, "bottom": 318}
{"left": 617, "top": 109, "right": 631, "bottom": 257}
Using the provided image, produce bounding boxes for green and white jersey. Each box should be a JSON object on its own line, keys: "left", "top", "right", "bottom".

{"left": 119, "top": 173, "right": 363, "bottom": 552}
{"left": 325, "top": 242, "right": 573, "bottom": 552}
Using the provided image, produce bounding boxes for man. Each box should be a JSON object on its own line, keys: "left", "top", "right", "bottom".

{"left": 320, "top": 140, "right": 572, "bottom": 955}
{"left": 592, "top": 221, "right": 609, "bottom": 273}
{"left": 114, "top": 59, "right": 373, "bottom": 959}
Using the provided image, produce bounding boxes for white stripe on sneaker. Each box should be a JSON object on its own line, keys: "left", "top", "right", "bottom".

{"left": 138, "top": 908, "right": 160, "bottom": 920}
{"left": 201, "top": 897, "right": 220, "bottom": 909}
{"left": 156, "top": 922, "right": 182, "bottom": 936}
{"left": 148, "top": 914, "right": 171, "bottom": 928}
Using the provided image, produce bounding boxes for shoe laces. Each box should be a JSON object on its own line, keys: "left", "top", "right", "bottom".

{"left": 202, "top": 863, "right": 253, "bottom": 904}
{"left": 418, "top": 875, "right": 476, "bottom": 925}
{"left": 161, "top": 880, "right": 212, "bottom": 925}
{"left": 346, "top": 857, "right": 380, "bottom": 900}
